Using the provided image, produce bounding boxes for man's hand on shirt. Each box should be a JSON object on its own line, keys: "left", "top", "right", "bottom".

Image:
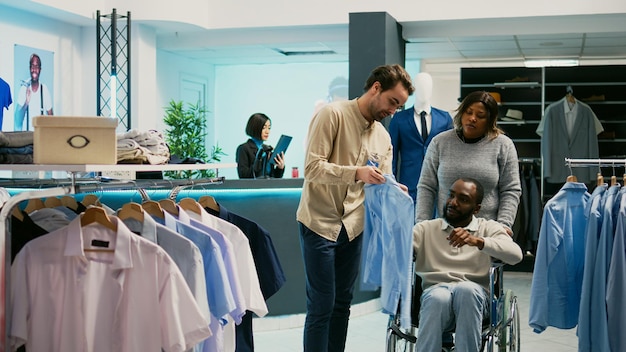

{"left": 447, "top": 228, "right": 484, "bottom": 250}
{"left": 356, "top": 165, "right": 386, "bottom": 184}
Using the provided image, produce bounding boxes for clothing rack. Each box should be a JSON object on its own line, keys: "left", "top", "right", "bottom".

{"left": 564, "top": 158, "right": 626, "bottom": 186}
{"left": 0, "top": 163, "right": 235, "bottom": 350}
{"left": 0, "top": 176, "right": 225, "bottom": 198}
{"left": 565, "top": 158, "right": 626, "bottom": 168}
{"left": 519, "top": 157, "right": 541, "bottom": 169}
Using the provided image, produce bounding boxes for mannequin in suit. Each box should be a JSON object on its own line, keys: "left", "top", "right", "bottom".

{"left": 389, "top": 72, "right": 453, "bottom": 203}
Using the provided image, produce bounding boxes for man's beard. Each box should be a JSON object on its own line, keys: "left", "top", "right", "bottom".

{"left": 443, "top": 203, "right": 472, "bottom": 226}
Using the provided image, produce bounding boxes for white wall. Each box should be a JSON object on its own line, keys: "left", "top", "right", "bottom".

{"left": 131, "top": 23, "right": 159, "bottom": 131}
{"left": 213, "top": 62, "right": 349, "bottom": 179}
{"left": 155, "top": 50, "right": 216, "bottom": 148}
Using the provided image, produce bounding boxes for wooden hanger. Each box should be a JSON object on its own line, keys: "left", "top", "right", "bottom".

{"left": 198, "top": 195, "right": 219, "bottom": 212}
{"left": 597, "top": 172, "right": 604, "bottom": 186}
{"left": 117, "top": 202, "right": 145, "bottom": 222}
{"left": 24, "top": 198, "right": 45, "bottom": 213}
{"left": 61, "top": 196, "right": 79, "bottom": 211}
{"left": 142, "top": 200, "right": 165, "bottom": 219}
{"left": 566, "top": 161, "right": 577, "bottom": 182}
{"left": 81, "top": 206, "right": 117, "bottom": 232}
{"left": 158, "top": 199, "right": 179, "bottom": 216}
{"left": 179, "top": 197, "right": 202, "bottom": 215}
{"left": 81, "top": 194, "right": 101, "bottom": 207}
{"left": 80, "top": 207, "right": 116, "bottom": 253}
{"left": 565, "top": 85, "right": 576, "bottom": 104}
{"left": 12, "top": 207, "right": 24, "bottom": 221}
{"left": 44, "top": 197, "right": 63, "bottom": 208}
{"left": 610, "top": 175, "right": 618, "bottom": 186}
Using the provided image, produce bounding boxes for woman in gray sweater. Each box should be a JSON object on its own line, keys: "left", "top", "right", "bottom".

{"left": 415, "top": 91, "right": 521, "bottom": 234}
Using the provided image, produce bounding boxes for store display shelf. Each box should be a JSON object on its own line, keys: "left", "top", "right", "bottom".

{"left": 0, "top": 162, "right": 237, "bottom": 173}
{"left": 544, "top": 82, "right": 626, "bottom": 87}
{"left": 493, "top": 82, "right": 541, "bottom": 89}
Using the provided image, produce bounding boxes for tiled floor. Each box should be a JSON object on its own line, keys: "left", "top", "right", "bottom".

{"left": 253, "top": 272, "right": 578, "bottom": 351}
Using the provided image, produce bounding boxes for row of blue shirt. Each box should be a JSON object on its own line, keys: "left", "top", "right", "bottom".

{"left": 529, "top": 181, "right": 626, "bottom": 352}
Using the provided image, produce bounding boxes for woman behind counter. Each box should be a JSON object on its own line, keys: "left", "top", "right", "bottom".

{"left": 236, "top": 113, "right": 286, "bottom": 179}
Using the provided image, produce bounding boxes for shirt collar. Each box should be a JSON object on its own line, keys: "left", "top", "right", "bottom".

{"left": 176, "top": 205, "right": 192, "bottom": 225}
{"left": 560, "top": 181, "right": 588, "bottom": 192}
{"left": 440, "top": 215, "right": 479, "bottom": 232}
{"left": 251, "top": 138, "right": 263, "bottom": 149}
{"left": 352, "top": 98, "right": 375, "bottom": 130}
{"left": 64, "top": 215, "right": 133, "bottom": 270}
{"left": 563, "top": 98, "right": 578, "bottom": 114}
{"left": 140, "top": 213, "right": 159, "bottom": 243}
{"left": 414, "top": 106, "right": 431, "bottom": 116}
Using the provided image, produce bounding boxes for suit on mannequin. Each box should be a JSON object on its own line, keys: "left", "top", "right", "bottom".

{"left": 389, "top": 72, "right": 453, "bottom": 202}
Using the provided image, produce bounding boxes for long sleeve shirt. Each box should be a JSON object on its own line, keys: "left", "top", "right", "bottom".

{"left": 529, "top": 182, "right": 589, "bottom": 333}
{"left": 586, "top": 185, "right": 621, "bottom": 351}
{"left": 578, "top": 184, "right": 608, "bottom": 352}
{"left": 412, "top": 217, "right": 523, "bottom": 291}
{"left": 606, "top": 190, "right": 626, "bottom": 352}
{"left": 362, "top": 174, "right": 414, "bottom": 328}
{"left": 296, "top": 98, "right": 393, "bottom": 241}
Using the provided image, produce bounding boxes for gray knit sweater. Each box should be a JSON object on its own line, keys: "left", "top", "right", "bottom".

{"left": 415, "top": 130, "right": 521, "bottom": 229}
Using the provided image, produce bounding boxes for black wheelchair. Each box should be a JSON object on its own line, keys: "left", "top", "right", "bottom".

{"left": 385, "top": 261, "right": 520, "bottom": 352}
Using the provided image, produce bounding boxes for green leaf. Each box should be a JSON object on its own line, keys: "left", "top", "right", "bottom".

{"left": 163, "top": 99, "right": 227, "bottom": 179}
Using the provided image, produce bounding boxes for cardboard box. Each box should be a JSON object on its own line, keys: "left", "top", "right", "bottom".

{"left": 33, "top": 116, "right": 118, "bottom": 164}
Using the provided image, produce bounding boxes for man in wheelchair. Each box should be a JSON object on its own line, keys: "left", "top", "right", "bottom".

{"left": 412, "top": 177, "right": 523, "bottom": 352}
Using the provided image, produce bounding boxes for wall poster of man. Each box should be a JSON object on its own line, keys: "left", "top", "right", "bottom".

{"left": 13, "top": 45, "right": 54, "bottom": 131}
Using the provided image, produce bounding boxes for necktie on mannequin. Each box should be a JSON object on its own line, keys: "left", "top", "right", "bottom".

{"left": 420, "top": 111, "right": 428, "bottom": 142}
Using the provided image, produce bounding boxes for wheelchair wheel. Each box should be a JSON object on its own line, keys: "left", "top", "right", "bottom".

{"left": 497, "top": 289, "right": 520, "bottom": 352}
{"left": 386, "top": 314, "right": 417, "bottom": 352}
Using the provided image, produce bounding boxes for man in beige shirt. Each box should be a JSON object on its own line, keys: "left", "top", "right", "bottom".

{"left": 296, "top": 64, "right": 414, "bottom": 352}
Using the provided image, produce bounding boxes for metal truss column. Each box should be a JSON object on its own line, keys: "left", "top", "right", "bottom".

{"left": 96, "top": 9, "right": 131, "bottom": 131}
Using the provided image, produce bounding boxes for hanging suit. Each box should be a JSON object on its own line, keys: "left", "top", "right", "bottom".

{"left": 538, "top": 98, "right": 601, "bottom": 183}
{"left": 389, "top": 106, "right": 453, "bottom": 202}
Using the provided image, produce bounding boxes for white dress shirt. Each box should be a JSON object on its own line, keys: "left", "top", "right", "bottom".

{"left": 185, "top": 207, "right": 268, "bottom": 352}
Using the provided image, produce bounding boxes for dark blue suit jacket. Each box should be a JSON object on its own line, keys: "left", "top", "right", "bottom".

{"left": 389, "top": 106, "right": 453, "bottom": 202}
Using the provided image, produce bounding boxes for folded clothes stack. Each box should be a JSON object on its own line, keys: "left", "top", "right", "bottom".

{"left": 116, "top": 129, "right": 170, "bottom": 164}
{"left": 0, "top": 131, "right": 34, "bottom": 164}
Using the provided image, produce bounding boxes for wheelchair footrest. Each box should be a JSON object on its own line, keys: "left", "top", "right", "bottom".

{"left": 389, "top": 323, "right": 417, "bottom": 344}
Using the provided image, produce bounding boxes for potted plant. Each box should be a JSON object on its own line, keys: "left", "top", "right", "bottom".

{"left": 163, "top": 100, "right": 226, "bottom": 179}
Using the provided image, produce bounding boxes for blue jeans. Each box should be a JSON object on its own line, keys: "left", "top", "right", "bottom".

{"left": 299, "top": 222, "right": 363, "bottom": 352}
{"left": 417, "top": 281, "right": 487, "bottom": 352}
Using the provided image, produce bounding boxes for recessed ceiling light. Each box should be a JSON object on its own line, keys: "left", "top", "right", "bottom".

{"left": 524, "top": 59, "right": 579, "bottom": 67}
{"left": 273, "top": 48, "right": 336, "bottom": 56}
{"left": 539, "top": 41, "right": 563, "bottom": 47}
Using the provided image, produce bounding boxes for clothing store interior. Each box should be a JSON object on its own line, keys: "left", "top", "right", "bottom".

{"left": 0, "top": 1, "right": 625, "bottom": 351}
